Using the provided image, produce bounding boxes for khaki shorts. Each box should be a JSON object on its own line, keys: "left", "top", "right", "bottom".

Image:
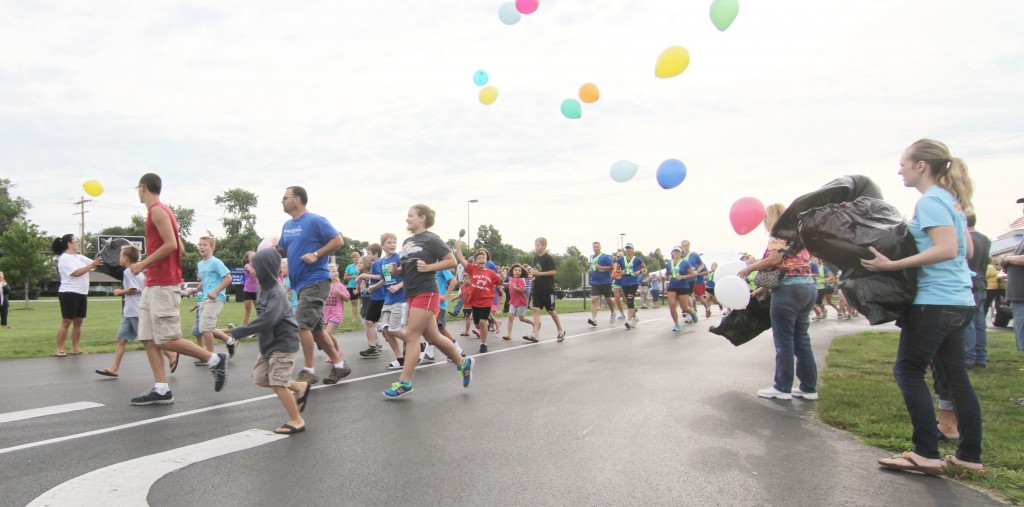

{"left": 138, "top": 285, "right": 182, "bottom": 345}
{"left": 252, "top": 351, "right": 297, "bottom": 388}
{"left": 198, "top": 298, "right": 224, "bottom": 333}
{"left": 379, "top": 302, "right": 407, "bottom": 332}
{"left": 296, "top": 280, "right": 330, "bottom": 331}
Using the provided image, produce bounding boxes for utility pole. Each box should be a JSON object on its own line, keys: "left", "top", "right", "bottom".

{"left": 72, "top": 196, "right": 93, "bottom": 252}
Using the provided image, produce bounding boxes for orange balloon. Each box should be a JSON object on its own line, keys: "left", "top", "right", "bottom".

{"left": 578, "top": 83, "right": 600, "bottom": 104}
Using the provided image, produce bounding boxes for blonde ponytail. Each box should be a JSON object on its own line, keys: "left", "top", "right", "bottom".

{"left": 906, "top": 139, "right": 974, "bottom": 213}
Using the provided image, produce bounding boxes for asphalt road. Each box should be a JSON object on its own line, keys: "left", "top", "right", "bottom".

{"left": 0, "top": 307, "right": 1002, "bottom": 506}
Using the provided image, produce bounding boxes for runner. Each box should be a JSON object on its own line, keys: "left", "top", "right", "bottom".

{"left": 526, "top": 237, "right": 566, "bottom": 342}
{"left": 375, "top": 234, "right": 410, "bottom": 370}
{"left": 665, "top": 246, "right": 698, "bottom": 332}
{"left": 276, "top": 186, "right": 350, "bottom": 385}
{"left": 130, "top": 173, "right": 226, "bottom": 405}
{"left": 426, "top": 262, "right": 464, "bottom": 361}
{"left": 611, "top": 251, "right": 626, "bottom": 320}
{"left": 357, "top": 244, "right": 384, "bottom": 356}
{"left": 586, "top": 241, "right": 616, "bottom": 326}
{"left": 503, "top": 264, "right": 534, "bottom": 339}
{"left": 680, "top": 240, "right": 709, "bottom": 321}
{"left": 454, "top": 240, "right": 503, "bottom": 353}
{"left": 618, "top": 243, "right": 646, "bottom": 330}
{"left": 382, "top": 205, "right": 473, "bottom": 398}
{"left": 343, "top": 251, "right": 362, "bottom": 323}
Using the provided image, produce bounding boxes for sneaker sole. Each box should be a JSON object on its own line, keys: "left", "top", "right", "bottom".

{"left": 131, "top": 398, "right": 174, "bottom": 406}
{"left": 462, "top": 358, "right": 474, "bottom": 388}
{"left": 758, "top": 393, "right": 792, "bottom": 400}
{"left": 792, "top": 393, "right": 819, "bottom": 400}
{"left": 383, "top": 389, "right": 413, "bottom": 399}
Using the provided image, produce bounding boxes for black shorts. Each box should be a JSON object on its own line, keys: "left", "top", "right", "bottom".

{"left": 590, "top": 284, "right": 612, "bottom": 299}
{"left": 620, "top": 285, "right": 638, "bottom": 309}
{"left": 364, "top": 299, "right": 385, "bottom": 323}
{"left": 58, "top": 292, "right": 88, "bottom": 320}
{"left": 668, "top": 286, "right": 693, "bottom": 296}
{"left": 532, "top": 286, "right": 556, "bottom": 311}
{"left": 471, "top": 306, "right": 492, "bottom": 325}
{"left": 707, "top": 287, "right": 715, "bottom": 296}
{"left": 243, "top": 290, "right": 258, "bottom": 301}
{"left": 359, "top": 296, "right": 371, "bottom": 319}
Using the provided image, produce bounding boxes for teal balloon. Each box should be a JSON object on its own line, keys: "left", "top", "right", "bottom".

{"left": 560, "top": 98, "right": 582, "bottom": 120}
{"left": 473, "top": 70, "right": 489, "bottom": 86}
{"left": 709, "top": 0, "right": 740, "bottom": 32}
{"left": 610, "top": 160, "right": 639, "bottom": 183}
{"left": 656, "top": 159, "right": 687, "bottom": 189}
{"left": 498, "top": 2, "right": 521, "bottom": 25}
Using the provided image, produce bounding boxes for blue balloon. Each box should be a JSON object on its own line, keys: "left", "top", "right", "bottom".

{"left": 473, "top": 70, "right": 489, "bottom": 87}
{"left": 498, "top": 3, "right": 521, "bottom": 25}
{"left": 656, "top": 159, "right": 687, "bottom": 189}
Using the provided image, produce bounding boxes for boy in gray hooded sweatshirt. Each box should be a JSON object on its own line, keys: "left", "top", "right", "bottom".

{"left": 230, "top": 248, "right": 310, "bottom": 435}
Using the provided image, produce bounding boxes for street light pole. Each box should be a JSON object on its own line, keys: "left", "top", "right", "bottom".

{"left": 618, "top": 233, "right": 626, "bottom": 251}
{"left": 467, "top": 199, "right": 479, "bottom": 248}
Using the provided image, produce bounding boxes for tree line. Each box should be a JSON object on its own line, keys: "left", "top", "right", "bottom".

{"left": 0, "top": 179, "right": 666, "bottom": 306}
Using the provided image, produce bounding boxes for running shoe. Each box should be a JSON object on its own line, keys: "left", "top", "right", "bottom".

{"left": 194, "top": 361, "right": 207, "bottom": 366}
{"left": 323, "top": 363, "right": 352, "bottom": 384}
{"left": 757, "top": 387, "right": 792, "bottom": 400}
{"left": 792, "top": 388, "right": 819, "bottom": 400}
{"left": 588, "top": 318, "right": 597, "bottom": 327}
{"left": 479, "top": 344, "right": 488, "bottom": 353}
{"left": 624, "top": 320, "right": 632, "bottom": 330}
{"left": 672, "top": 324, "right": 681, "bottom": 332}
{"left": 296, "top": 369, "right": 320, "bottom": 385}
{"left": 608, "top": 314, "right": 616, "bottom": 325}
{"left": 459, "top": 357, "right": 474, "bottom": 387}
{"left": 385, "top": 358, "right": 405, "bottom": 371}
{"left": 690, "top": 311, "right": 699, "bottom": 323}
{"left": 421, "top": 351, "right": 436, "bottom": 363}
{"left": 226, "top": 340, "right": 236, "bottom": 359}
{"left": 211, "top": 353, "right": 227, "bottom": 392}
{"left": 617, "top": 314, "right": 625, "bottom": 320}
{"left": 130, "top": 388, "right": 174, "bottom": 406}
{"left": 359, "top": 346, "right": 381, "bottom": 357}
{"left": 383, "top": 380, "right": 413, "bottom": 398}
{"left": 631, "top": 318, "right": 639, "bottom": 328}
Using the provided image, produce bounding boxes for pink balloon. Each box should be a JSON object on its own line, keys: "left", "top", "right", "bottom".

{"left": 730, "top": 197, "right": 766, "bottom": 235}
{"left": 515, "top": 0, "right": 539, "bottom": 14}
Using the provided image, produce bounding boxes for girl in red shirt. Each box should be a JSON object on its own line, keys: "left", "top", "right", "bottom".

{"left": 454, "top": 240, "right": 502, "bottom": 353}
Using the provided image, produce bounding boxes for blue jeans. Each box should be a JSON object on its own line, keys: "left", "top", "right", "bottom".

{"left": 894, "top": 305, "right": 982, "bottom": 462}
{"left": 452, "top": 297, "right": 464, "bottom": 314}
{"left": 962, "top": 288, "right": 987, "bottom": 365}
{"left": 1013, "top": 301, "right": 1024, "bottom": 351}
{"left": 769, "top": 282, "right": 818, "bottom": 393}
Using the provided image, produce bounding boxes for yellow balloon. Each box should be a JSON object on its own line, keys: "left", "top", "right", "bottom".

{"left": 655, "top": 46, "right": 690, "bottom": 78}
{"left": 579, "top": 83, "right": 600, "bottom": 104}
{"left": 479, "top": 86, "right": 498, "bottom": 105}
{"left": 82, "top": 180, "right": 103, "bottom": 197}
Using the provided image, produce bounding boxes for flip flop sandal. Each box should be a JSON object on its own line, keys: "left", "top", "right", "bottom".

{"left": 95, "top": 369, "right": 119, "bottom": 378}
{"left": 295, "top": 384, "right": 311, "bottom": 414}
{"left": 169, "top": 354, "right": 180, "bottom": 374}
{"left": 459, "top": 332, "right": 469, "bottom": 337}
{"left": 944, "top": 456, "right": 985, "bottom": 473}
{"left": 54, "top": 352, "right": 68, "bottom": 358}
{"left": 522, "top": 336, "right": 539, "bottom": 343}
{"left": 70, "top": 351, "right": 84, "bottom": 355}
{"left": 274, "top": 423, "right": 306, "bottom": 435}
{"left": 556, "top": 331, "right": 566, "bottom": 343}
{"left": 501, "top": 336, "right": 511, "bottom": 341}
{"left": 878, "top": 452, "right": 944, "bottom": 476}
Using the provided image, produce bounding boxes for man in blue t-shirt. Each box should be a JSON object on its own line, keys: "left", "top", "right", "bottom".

{"left": 618, "top": 243, "right": 647, "bottom": 329}
{"left": 681, "top": 240, "right": 709, "bottom": 320}
{"left": 277, "top": 186, "right": 348, "bottom": 386}
{"left": 586, "top": 241, "right": 616, "bottom": 327}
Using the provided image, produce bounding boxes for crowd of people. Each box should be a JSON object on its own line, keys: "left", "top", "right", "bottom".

{"left": 39, "top": 144, "right": 1024, "bottom": 472}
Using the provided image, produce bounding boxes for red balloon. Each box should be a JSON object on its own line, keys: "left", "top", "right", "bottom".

{"left": 730, "top": 197, "right": 765, "bottom": 235}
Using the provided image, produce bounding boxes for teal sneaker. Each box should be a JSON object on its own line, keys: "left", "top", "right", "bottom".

{"left": 672, "top": 324, "right": 681, "bottom": 332}
{"left": 459, "top": 357, "right": 474, "bottom": 388}
{"left": 383, "top": 380, "right": 413, "bottom": 398}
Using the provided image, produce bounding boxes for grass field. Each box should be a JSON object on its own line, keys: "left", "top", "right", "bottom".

{"left": 0, "top": 296, "right": 594, "bottom": 359}
{"left": 818, "top": 331, "right": 1024, "bottom": 504}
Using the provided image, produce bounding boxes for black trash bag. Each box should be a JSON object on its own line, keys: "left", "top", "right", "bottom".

{"left": 771, "top": 175, "right": 883, "bottom": 253}
{"left": 797, "top": 197, "right": 918, "bottom": 325}
{"left": 709, "top": 295, "right": 772, "bottom": 346}
{"left": 94, "top": 238, "right": 131, "bottom": 281}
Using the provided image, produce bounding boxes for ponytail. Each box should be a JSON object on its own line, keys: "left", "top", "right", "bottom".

{"left": 906, "top": 138, "right": 974, "bottom": 213}
{"left": 50, "top": 234, "right": 74, "bottom": 256}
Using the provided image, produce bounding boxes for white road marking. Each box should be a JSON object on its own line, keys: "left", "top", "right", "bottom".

{"left": 27, "top": 429, "right": 287, "bottom": 506}
{"left": 0, "top": 319, "right": 666, "bottom": 456}
{"left": 0, "top": 402, "right": 104, "bottom": 424}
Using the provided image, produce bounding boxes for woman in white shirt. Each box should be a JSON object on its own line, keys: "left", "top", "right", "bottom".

{"left": 52, "top": 234, "right": 101, "bottom": 357}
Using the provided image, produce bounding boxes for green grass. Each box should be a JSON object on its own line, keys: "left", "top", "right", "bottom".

{"left": 0, "top": 297, "right": 593, "bottom": 359}
{"left": 818, "top": 330, "right": 1024, "bottom": 504}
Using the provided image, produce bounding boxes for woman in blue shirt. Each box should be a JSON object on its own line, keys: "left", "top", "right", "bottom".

{"left": 863, "top": 139, "right": 983, "bottom": 475}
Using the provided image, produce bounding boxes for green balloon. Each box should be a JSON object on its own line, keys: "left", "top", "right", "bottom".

{"left": 709, "top": 0, "right": 739, "bottom": 32}
{"left": 560, "top": 99, "right": 582, "bottom": 120}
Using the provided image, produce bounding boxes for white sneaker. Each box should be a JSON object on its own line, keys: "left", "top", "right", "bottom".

{"left": 386, "top": 359, "right": 404, "bottom": 371}
{"left": 631, "top": 318, "right": 639, "bottom": 327}
{"left": 792, "top": 388, "right": 819, "bottom": 400}
{"left": 609, "top": 314, "right": 616, "bottom": 325}
{"left": 757, "top": 387, "right": 792, "bottom": 400}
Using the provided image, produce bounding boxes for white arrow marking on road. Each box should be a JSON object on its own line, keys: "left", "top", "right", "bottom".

{"left": 27, "top": 429, "right": 287, "bottom": 507}
{"left": 0, "top": 402, "right": 104, "bottom": 424}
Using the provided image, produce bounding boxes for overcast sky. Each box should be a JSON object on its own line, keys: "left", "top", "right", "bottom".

{"left": 2, "top": 0, "right": 1022, "bottom": 260}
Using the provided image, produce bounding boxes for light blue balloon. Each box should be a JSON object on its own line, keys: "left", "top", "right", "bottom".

{"left": 498, "top": 3, "right": 521, "bottom": 25}
{"left": 656, "top": 159, "right": 687, "bottom": 189}
{"left": 560, "top": 98, "right": 582, "bottom": 120}
{"left": 473, "top": 70, "right": 489, "bottom": 87}
{"left": 610, "top": 160, "right": 639, "bottom": 183}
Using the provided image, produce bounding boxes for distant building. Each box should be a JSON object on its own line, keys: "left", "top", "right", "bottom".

{"left": 991, "top": 217, "right": 1024, "bottom": 257}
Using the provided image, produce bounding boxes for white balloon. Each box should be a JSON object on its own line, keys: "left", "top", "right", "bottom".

{"left": 715, "top": 275, "right": 751, "bottom": 309}
{"left": 498, "top": 2, "right": 521, "bottom": 25}
{"left": 714, "top": 260, "right": 746, "bottom": 281}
